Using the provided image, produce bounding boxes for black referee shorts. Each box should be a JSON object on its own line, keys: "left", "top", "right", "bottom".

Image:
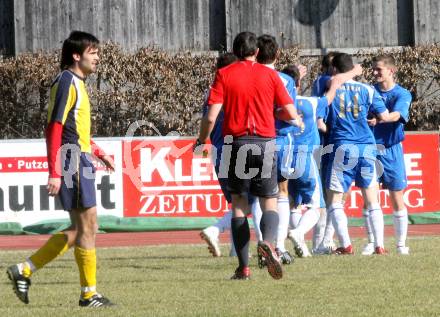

{"left": 226, "top": 136, "right": 279, "bottom": 198}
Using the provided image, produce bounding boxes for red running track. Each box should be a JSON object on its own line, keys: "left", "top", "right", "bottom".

{"left": 0, "top": 224, "right": 439, "bottom": 250}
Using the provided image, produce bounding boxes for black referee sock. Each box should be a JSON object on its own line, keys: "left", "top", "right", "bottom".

{"left": 260, "top": 210, "right": 279, "bottom": 244}
{"left": 231, "top": 217, "right": 250, "bottom": 269}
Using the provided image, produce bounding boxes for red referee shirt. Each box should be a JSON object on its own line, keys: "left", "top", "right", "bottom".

{"left": 207, "top": 60, "right": 293, "bottom": 138}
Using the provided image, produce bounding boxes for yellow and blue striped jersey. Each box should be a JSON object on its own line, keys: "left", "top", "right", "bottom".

{"left": 47, "top": 70, "right": 92, "bottom": 153}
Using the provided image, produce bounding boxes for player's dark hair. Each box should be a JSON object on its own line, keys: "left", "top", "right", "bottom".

{"left": 232, "top": 32, "right": 258, "bottom": 60}
{"left": 60, "top": 31, "right": 99, "bottom": 70}
{"left": 216, "top": 52, "right": 238, "bottom": 69}
{"left": 331, "top": 53, "right": 354, "bottom": 73}
{"left": 281, "top": 65, "right": 300, "bottom": 87}
{"left": 321, "top": 51, "right": 339, "bottom": 73}
{"left": 372, "top": 54, "right": 396, "bottom": 68}
{"left": 256, "top": 34, "right": 278, "bottom": 64}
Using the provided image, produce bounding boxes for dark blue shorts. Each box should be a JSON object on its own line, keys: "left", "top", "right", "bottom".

{"left": 59, "top": 151, "right": 96, "bottom": 211}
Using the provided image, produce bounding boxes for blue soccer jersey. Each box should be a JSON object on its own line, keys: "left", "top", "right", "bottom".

{"left": 285, "top": 96, "right": 328, "bottom": 208}
{"left": 327, "top": 80, "right": 387, "bottom": 145}
{"left": 314, "top": 97, "right": 328, "bottom": 147}
{"left": 275, "top": 71, "right": 297, "bottom": 181}
{"left": 312, "top": 74, "right": 332, "bottom": 146}
{"left": 291, "top": 96, "right": 328, "bottom": 152}
{"left": 312, "top": 74, "right": 331, "bottom": 97}
{"left": 372, "top": 84, "right": 412, "bottom": 147}
{"left": 324, "top": 81, "right": 387, "bottom": 192}
{"left": 275, "top": 72, "right": 297, "bottom": 136}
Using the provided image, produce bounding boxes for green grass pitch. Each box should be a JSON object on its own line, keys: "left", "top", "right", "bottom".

{"left": 1, "top": 236, "right": 439, "bottom": 317}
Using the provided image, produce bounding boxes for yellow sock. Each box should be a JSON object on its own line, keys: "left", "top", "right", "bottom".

{"left": 74, "top": 246, "right": 97, "bottom": 300}
{"left": 25, "top": 232, "right": 69, "bottom": 277}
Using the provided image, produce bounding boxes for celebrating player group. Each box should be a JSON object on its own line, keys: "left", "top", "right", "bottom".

{"left": 197, "top": 32, "right": 411, "bottom": 280}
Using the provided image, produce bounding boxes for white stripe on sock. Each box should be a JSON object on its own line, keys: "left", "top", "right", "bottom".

{"left": 81, "top": 286, "right": 96, "bottom": 293}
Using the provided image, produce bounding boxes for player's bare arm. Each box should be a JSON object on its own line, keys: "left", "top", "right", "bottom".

{"left": 317, "top": 118, "right": 327, "bottom": 133}
{"left": 370, "top": 111, "right": 401, "bottom": 126}
{"left": 324, "top": 64, "right": 363, "bottom": 104}
{"left": 196, "top": 103, "right": 222, "bottom": 146}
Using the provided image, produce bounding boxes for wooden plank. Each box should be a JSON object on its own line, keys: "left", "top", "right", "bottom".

{"left": 414, "top": 0, "right": 440, "bottom": 44}
{"left": 0, "top": 0, "right": 15, "bottom": 55}
{"left": 8, "top": 0, "right": 440, "bottom": 54}
{"left": 226, "top": 0, "right": 414, "bottom": 50}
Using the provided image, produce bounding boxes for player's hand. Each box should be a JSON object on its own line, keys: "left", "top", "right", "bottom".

{"left": 288, "top": 115, "right": 305, "bottom": 135}
{"left": 297, "top": 64, "right": 307, "bottom": 79}
{"left": 100, "top": 155, "right": 115, "bottom": 172}
{"left": 297, "top": 118, "right": 305, "bottom": 135}
{"left": 47, "top": 177, "right": 61, "bottom": 196}
{"left": 367, "top": 117, "right": 377, "bottom": 126}
{"left": 193, "top": 139, "right": 206, "bottom": 156}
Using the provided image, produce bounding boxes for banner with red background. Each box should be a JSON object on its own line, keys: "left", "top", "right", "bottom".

{"left": 122, "top": 133, "right": 440, "bottom": 218}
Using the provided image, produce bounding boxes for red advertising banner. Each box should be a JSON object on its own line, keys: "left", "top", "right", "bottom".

{"left": 345, "top": 133, "right": 440, "bottom": 216}
{"left": 123, "top": 138, "right": 229, "bottom": 217}
{"left": 122, "top": 133, "right": 440, "bottom": 218}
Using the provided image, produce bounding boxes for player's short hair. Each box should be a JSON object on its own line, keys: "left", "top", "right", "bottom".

{"left": 332, "top": 53, "right": 354, "bottom": 73}
{"left": 372, "top": 54, "right": 396, "bottom": 69}
{"left": 321, "top": 51, "right": 339, "bottom": 73}
{"left": 281, "top": 65, "right": 300, "bottom": 87}
{"left": 233, "top": 32, "right": 258, "bottom": 60}
{"left": 60, "top": 31, "right": 99, "bottom": 70}
{"left": 256, "top": 34, "right": 278, "bottom": 64}
{"left": 216, "top": 52, "right": 238, "bottom": 69}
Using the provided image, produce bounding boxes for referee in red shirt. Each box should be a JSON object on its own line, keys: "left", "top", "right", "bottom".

{"left": 196, "top": 32, "right": 299, "bottom": 280}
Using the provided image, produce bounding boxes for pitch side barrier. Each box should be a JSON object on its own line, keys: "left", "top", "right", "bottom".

{"left": 0, "top": 132, "right": 438, "bottom": 234}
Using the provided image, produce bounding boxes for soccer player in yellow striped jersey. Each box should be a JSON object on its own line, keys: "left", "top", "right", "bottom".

{"left": 7, "top": 31, "right": 115, "bottom": 307}
{"left": 47, "top": 67, "right": 93, "bottom": 155}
